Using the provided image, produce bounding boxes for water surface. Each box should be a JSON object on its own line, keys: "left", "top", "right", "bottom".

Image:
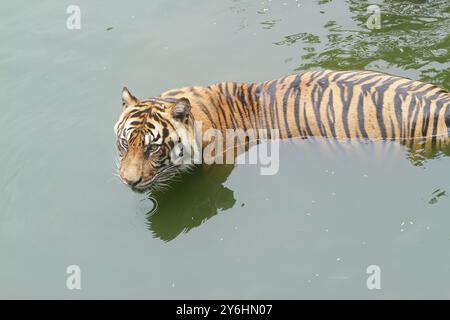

{"left": 1, "top": 0, "right": 449, "bottom": 299}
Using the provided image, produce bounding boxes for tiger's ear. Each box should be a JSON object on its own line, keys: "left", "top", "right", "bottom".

{"left": 121, "top": 87, "right": 138, "bottom": 107}
{"left": 171, "top": 98, "right": 191, "bottom": 121}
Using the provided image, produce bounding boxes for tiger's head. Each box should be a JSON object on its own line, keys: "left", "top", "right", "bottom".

{"left": 114, "top": 87, "right": 196, "bottom": 192}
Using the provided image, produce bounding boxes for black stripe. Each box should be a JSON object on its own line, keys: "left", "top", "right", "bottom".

{"left": 445, "top": 102, "right": 450, "bottom": 137}
{"left": 405, "top": 95, "right": 416, "bottom": 140}
{"left": 393, "top": 92, "right": 404, "bottom": 139}
{"left": 224, "top": 83, "right": 240, "bottom": 129}
{"left": 361, "top": 78, "right": 382, "bottom": 95}
{"left": 431, "top": 97, "right": 448, "bottom": 146}
{"left": 303, "top": 101, "right": 314, "bottom": 137}
{"left": 260, "top": 87, "right": 271, "bottom": 133}
{"left": 421, "top": 99, "right": 431, "bottom": 138}
{"left": 246, "top": 84, "right": 258, "bottom": 129}
{"left": 314, "top": 75, "right": 329, "bottom": 137}
{"left": 338, "top": 82, "right": 353, "bottom": 139}
{"left": 310, "top": 85, "right": 326, "bottom": 137}
{"left": 267, "top": 80, "right": 280, "bottom": 132}
{"left": 215, "top": 89, "right": 231, "bottom": 128}
{"left": 162, "top": 127, "right": 169, "bottom": 138}
{"left": 372, "top": 77, "right": 401, "bottom": 138}
{"left": 294, "top": 88, "right": 302, "bottom": 136}
{"left": 357, "top": 93, "right": 368, "bottom": 139}
{"left": 282, "top": 75, "right": 301, "bottom": 138}
{"left": 230, "top": 84, "right": 248, "bottom": 131}
{"left": 409, "top": 101, "right": 421, "bottom": 146}
{"left": 390, "top": 119, "right": 396, "bottom": 141}
{"left": 198, "top": 101, "right": 217, "bottom": 129}
{"left": 203, "top": 89, "right": 224, "bottom": 129}
{"left": 238, "top": 86, "right": 252, "bottom": 127}
{"left": 129, "top": 109, "right": 150, "bottom": 118}
{"left": 331, "top": 71, "right": 352, "bottom": 82}
{"left": 306, "top": 70, "right": 326, "bottom": 86}
{"left": 351, "top": 73, "right": 381, "bottom": 86}
{"left": 326, "top": 90, "right": 336, "bottom": 138}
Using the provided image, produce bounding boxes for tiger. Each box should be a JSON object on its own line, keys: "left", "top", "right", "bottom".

{"left": 114, "top": 69, "right": 450, "bottom": 191}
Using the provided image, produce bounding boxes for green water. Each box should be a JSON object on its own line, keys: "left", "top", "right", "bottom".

{"left": 1, "top": 0, "right": 449, "bottom": 299}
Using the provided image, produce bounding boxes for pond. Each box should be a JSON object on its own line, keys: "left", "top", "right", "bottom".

{"left": 1, "top": 0, "right": 449, "bottom": 299}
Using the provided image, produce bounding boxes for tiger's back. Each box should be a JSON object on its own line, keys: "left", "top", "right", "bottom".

{"left": 162, "top": 69, "right": 450, "bottom": 152}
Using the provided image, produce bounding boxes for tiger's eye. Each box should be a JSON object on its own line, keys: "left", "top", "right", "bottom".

{"left": 149, "top": 144, "right": 159, "bottom": 152}
{"left": 145, "top": 144, "right": 160, "bottom": 155}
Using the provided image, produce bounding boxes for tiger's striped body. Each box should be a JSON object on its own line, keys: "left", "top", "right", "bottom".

{"left": 115, "top": 70, "right": 450, "bottom": 190}
{"left": 162, "top": 70, "right": 450, "bottom": 150}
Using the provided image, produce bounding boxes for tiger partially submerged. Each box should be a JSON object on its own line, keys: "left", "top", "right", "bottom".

{"left": 114, "top": 70, "right": 450, "bottom": 191}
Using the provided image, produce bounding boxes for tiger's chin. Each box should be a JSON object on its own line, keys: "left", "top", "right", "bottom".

{"left": 131, "top": 185, "right": 153, "bottom": 193}
{"left": 130, "top": 179, "right": 156, "bottom": 193}
{"left": 129, "top": 167, "right": 186, "bottom": 193}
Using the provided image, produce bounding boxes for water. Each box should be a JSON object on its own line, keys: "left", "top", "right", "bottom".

{"left": 1, "top": 0, "right": 449, "bottom": 299}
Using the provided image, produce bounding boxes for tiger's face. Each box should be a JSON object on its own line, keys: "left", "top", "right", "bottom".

{"left": 114, "top": 87, "right": 194, "bottom": 192}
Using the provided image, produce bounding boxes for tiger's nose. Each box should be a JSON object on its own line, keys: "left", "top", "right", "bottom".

{"left": 123, "top": 176, "right": 142, "bottom": 187}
